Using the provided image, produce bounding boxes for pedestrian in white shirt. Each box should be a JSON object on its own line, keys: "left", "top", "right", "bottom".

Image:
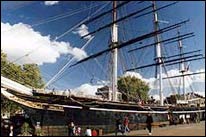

{"left": 85, "top": 127, "right": 92, "bottom": 136}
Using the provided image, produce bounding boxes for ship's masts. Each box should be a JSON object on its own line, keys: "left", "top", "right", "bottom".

{"left": 178, "top": 31, "right": 186, "bottom": 100}
{"left": 153, "top": 1, "right": 164, "bottom": 106}
{"left": 183, "top": 75, "right": 186, "bottom": 100}
{"left": 111, "top": 1, "right": 118, "bottom": 101}
{"left": 69, "top": 19, "right": 190, "bottom": 69}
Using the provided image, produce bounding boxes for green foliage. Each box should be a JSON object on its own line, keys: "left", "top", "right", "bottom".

{"left": 118, "top": 76, "right": 150, "bottom": 102}
{"left": 20, "top": 122, "right": 33, "bottom": 136}
{"left": 1, "top": 97, "right": 21, "bottom": 115}
{"left": 1, "top": 51, "right": 45, "bottom": 114}
{"left": 1, "top": 51, "right": 44, "bottom": 88}
{"left": 22, "top": 64, "right": 44, "bottom": 88}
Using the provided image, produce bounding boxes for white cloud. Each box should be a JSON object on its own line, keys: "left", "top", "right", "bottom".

{"left": 194, "top": 91, "right": 205, "bottom": 97}
{"left": 73, "top": 24, "right": 91, "bottom": 40}
{"left": 159, "top": 68, "right": 205, "bottom": 89}
{"left": 44, "top": 1, "right": 59, "bottom": 6}
{"left": 67, "top": 69, "right": 204, "bottom": 98}
{"left": 96, "top": 80, "right": 109, "bottom": 85}
{"left": 123, "top": 69, "right": 205, "bottom": 97}
{"left": 123, "top": 71, "right": 156, "bottom": 88}
{"left": 123, "top": 71, "right": 144, "bottom": 80}
{"left": 1, "top": 22, "right": 88, "bottom": 65}
{"left": 160, "top": 69, "right": 193, "bottom": 89}
{"left": 191, "top": 69, "right": 205, "bottom": 83}
{"left": 67, "top": 47, "right": 88, "bottom": 61}
{"left": 72, "top": 83, "right": 103, "bottom": 96}
{"left": 150, "top": 94, "right": 160, "bottom": 101}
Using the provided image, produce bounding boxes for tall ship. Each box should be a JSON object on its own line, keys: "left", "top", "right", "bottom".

{"left": 1, "top": 1, "right": 205, "bottom": 136}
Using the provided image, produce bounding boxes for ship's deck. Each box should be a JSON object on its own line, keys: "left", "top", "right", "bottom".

{"left": 4, "top": 89, "right": 205, "bottom": 113}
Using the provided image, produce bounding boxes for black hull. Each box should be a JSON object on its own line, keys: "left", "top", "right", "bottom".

{"left": 2, "top": 89, "right": 205, "bottom": 136}
{"left": 22, "top": 105, "right": 205, "bottom": 136}
{"left": 22, "top": 105, "right": 169, "bottom": 135}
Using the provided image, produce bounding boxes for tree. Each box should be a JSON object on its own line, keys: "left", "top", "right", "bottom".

{"left": 118, "top": 76, "right": 150, "bottom": 102}
{"left": 1, "top": 51, "right": 44, "bottom": 88}
{"left": 1, "top": 51, "right": 22, "bottom": 115}
{"left": 22, "top": 64, "right": 44, "bottom": 88}
{"left": 1, "top": 51, "right": 45, "bottom": 115}
{"left": 20, "top": 122, "right": 33, "bottom": 136}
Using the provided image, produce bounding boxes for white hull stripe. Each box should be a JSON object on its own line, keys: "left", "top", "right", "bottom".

{"left": 89, "top": 107, "right": 205, "bottom": 114}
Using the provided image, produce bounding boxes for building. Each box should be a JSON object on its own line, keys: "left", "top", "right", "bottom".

{"left": 165, "top": 92, "right": 205, "bottom": 107}
{"left": 96, "top": 86, "right": 122, "bottom": 101}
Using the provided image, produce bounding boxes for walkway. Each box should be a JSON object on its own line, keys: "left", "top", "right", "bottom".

{"left": 105, "top": 121, "right": 205, "bottom": 136}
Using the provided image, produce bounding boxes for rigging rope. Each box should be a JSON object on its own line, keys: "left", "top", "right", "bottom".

{"left": 178, "top": 76, "right": 182, "bottom": 95}
{"left": 2, "top": 2, "right": 110, "bottom": 90}
{"left": 54, "top": 2, "right": 110, "bottom": 41}
{"left": 1, "top": 2, "right": 107, "bottom": 34}
{"left": 118, "top": 8, "right": 145, "bottom": 102}
{"left": 186, "top": 76, "right": 195, "bottom": 93}
{"left": 117, "top": 9, "right": 136, "bottom": 101}
{"left": 32, "top": 3, "right": 107, "bottom": 27}
{"left": 49, "top": 19, "right": 111, "bottom": 87}
{"left": 45, "top": 36, "right": 94, "bottom": 88}
{"left": 46, "top": 2, "right": 112, "bottom": 87}
{"left": 1, "top": 2, "right": 110, "bottom": 68}
{"left": 162, "top": 62, "right": 178, "bottom": 102}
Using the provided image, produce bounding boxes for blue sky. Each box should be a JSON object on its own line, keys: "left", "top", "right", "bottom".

{"left": 1, "top": 1, "right": 205, "bottom": 97}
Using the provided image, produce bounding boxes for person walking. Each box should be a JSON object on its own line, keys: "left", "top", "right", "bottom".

{"left": 68, "top": 121, "right": 75, "bottom": 136}
{"left": 85, "top": 127, "right": 92, "bottom": 136}
{"left": 91, "top": 128, "right": 98, "bottom": 136}
{"left": 9, "top": 125, "right": 13, "bottom": 136}
{"left": 123, "top": 115, "right": 130, "bottom": 133}
{"left": 75, "top": 126, "right": 81, "bottom": 136}
{"left": 115, "top": 117, "right": 123, "bottom": 136}
{"left": 146, "top": 113, "right": 153, "bottom": 136}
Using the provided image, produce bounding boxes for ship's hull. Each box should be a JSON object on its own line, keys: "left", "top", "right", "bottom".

{"left": 22, "top": 105, "right": 169, "bottom": 136}
{"left": 2, "top": 88, "right": 205, "bottom": 136}
{"left": 21, "top": 104, "right": 205, "bottom": 136}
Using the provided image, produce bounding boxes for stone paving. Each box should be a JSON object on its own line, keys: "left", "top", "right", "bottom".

{"left": 104, "top": 121, "right": 205, "bottom": 136}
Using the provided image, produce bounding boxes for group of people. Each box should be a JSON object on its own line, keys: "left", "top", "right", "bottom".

{"left": 68, "top": 122, "right": 81, "bottom": 136}
{"left": 115, "top": 113, "right": 153, "bottom": 136}
{"left": 169, "top": 113, "right": 200, "bottom": 125}
{"left": 68, "top": 114, "right": 154, "bottom": 136}
{"left": 68, "top": 122, "right": 99, "bottom": 136}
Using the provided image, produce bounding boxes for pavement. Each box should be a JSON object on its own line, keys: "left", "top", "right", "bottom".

{"left": 104, "top": 121, "right": 205, "bottom": 136}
